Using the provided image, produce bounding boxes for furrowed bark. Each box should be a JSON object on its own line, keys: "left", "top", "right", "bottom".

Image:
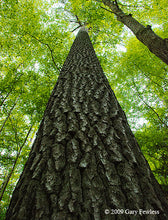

{"left": 102, "top": 0, "right": 168, "bottom": 65}
{"left": 6, "top": 28, "right": 168, "bottom": 220}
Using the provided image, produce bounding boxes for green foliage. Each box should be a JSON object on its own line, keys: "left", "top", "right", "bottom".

{"left": 0, "top": 0, "right": 73, "bottom": 216}
{"left": 0, "top": 0, "right": 168, "bottom": 217}
{"left": 135, "top": 126, "right": 168, "bottom": 185}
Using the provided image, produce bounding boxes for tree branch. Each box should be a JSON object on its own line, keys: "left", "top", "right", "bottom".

{"left": 114, "top": 0, "right": 119, "bottom": 9}
{"left": 101, "top": 0, "right": 168, "bottom": 65}
{"left": 100, "top": 6, "right": 114, "bottom": 13}
{"left": 134, "top": 63, "right": 165, "bottom": 92}
{"left": 26, "top": 33, "right": 61, "bottom": 72}
{"left": 71, "top": 25, "right": 81, "bottom": 32}
{"left": 0, "top": 96, "right": 20, "bottom": 134}
{"left": 132, "top": 78, "right": 168, "bottom": 128}
{"left": 75, "top": 15, "right": 82, "bottom": 27}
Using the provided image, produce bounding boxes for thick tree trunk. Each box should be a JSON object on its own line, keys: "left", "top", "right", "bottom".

{"left": 102, "top": 0, "right": 168, "bottom": 65}
{"left": 6, "top": 28, "right": 168, "bottom": 220}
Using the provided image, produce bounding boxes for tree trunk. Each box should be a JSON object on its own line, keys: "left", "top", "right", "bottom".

{"left": 6, "top": 28, "right": 168, "bottom": 220}
{"left": 0, "top": 125, "right": 33, "bottom": 202}
{"left": 0, "top": 96, "right": 19, "bottom": 134}
{"left": 101, "top": 0, "right": 168, "bottom": 65}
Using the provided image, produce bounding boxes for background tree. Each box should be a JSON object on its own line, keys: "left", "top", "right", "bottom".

{"left": 100, "top": 0, "right": 168, "bottom": 65}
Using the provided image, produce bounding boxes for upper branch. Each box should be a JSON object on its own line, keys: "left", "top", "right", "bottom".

{"left": 100, "top": 0, "right": 168, "bottom": 65}
{"left": 25, "top": 33, "right": 61, "bottom": 71}
{"left": 132, "top": 78, "right": 168, "bottom": 128}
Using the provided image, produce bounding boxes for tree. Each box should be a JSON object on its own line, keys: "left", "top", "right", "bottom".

{"left": 100, "top": 0, "right": 168, "bottom": 65}
{"left": 0, "top": 125, "right": 33, "bottom": 202}
{"left": 5, "top": 28, "right": 168, "bottom": 220}
{"left": 0, "top": 1, "right": 72, "bottom": 214}
{"left": 66, "top": 0, "right": 168, "bottom": 65}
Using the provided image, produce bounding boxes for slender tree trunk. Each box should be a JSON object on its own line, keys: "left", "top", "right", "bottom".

{"left": 0, "top": 96, "right": 19, "bottom": 134}
{"left": 6, "top": 28, "right": 168, "bottom": 220}
{"left": 101, "top": 0, "right": 168, "bottom": 65}
{"left": 0, "top": 91, "right": 11, "bottom": 107}
{"left": 0, "top": 125, "right": 33, "bottom": 202}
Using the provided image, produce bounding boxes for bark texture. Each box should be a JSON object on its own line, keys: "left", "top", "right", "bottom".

{"left": 102, "top": 0, "right": 168, "bottom": 65}
{"left": 6, "top": 28, "right": 168, "bottom": 220}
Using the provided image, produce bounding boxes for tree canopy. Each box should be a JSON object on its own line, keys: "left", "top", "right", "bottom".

{"left": 0, "top": 0, "right": 168, "bottom": 218}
